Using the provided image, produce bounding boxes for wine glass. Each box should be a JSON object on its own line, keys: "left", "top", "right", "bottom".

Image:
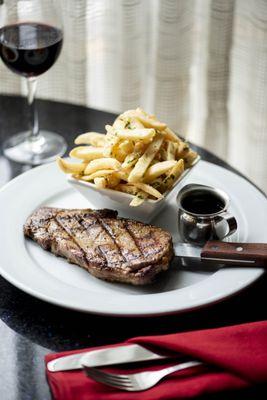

{"left": 0, "top": 0, "right": 67, "bottom": 164}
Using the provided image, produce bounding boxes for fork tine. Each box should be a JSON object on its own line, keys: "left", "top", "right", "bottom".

{"left": 89, "top": 368, "right": 130, "bottom": 380}
{"left": 86, "top": 375, "right": 132, "bottom": 390}
{"left": 84, "top": 369, "right": 133, "bottom": 388}
{"left": 86, "top": 373, "right": 122, "bottom": 388}
{"left": 88, "top": 373, "right": 131, "bottom": 386}
{"left": 85, "top": 367, "right": 131, "bottom": 382}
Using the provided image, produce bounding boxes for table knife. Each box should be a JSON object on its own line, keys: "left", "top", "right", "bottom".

{"left": 174, "top": 241, "right": 267, "bottom": 267}
{"left": 47, "top": 344, "right": 170, "bottom": 372}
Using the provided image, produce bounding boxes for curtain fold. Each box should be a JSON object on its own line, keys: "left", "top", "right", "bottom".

{"left": 0, "top": 0, "right": 266, "bottom": 192}
{"left": 204, "top": 0, "right": 234, "bottom": 159}
{"left": 152, "top": 0, "right": 194, "bottom": 136}
{"left": 228, "top": 0, "right": 267, "bottom": 191}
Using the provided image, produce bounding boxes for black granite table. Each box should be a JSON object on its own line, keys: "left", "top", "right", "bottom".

{"left": 0, "top": 95, "right": 266, "bottom": 400}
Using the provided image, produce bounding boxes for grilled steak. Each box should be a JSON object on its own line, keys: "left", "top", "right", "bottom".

{"left": 24, "top": 207, "right": 173, "bottom": 285}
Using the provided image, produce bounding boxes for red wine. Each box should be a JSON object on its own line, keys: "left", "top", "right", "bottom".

{"left": 181, "top": 192, "right": 225, "bottom": 215}
{"left": 0, "top": 22, "right": 63, "bottom": 77}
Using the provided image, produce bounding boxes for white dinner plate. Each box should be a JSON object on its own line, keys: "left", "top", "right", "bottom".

{"left": 0, "top": 160, "right": 266, "bottom": 316}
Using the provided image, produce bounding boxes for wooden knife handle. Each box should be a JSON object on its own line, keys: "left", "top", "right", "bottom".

{"left": 201, "top": 241, "right": 267, "bottom": 267}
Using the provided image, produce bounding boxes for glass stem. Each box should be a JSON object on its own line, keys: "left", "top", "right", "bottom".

{"left": 27, "top": 77, "right": 39, "bottom": 141}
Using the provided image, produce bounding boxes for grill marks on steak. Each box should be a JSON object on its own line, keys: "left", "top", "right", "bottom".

{"left": 56, "top": 212, "right": 108, "bottom": 268}
{"left": 99, "top": 218, "right": 143, "bottom": 266}
{"left": 24, "top": 207, "right": 173, "bottom": 285}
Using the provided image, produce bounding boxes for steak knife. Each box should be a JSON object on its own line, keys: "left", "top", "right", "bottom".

{"left": 47, "top": 344, "right": 170, "bottom": 372}
{"left": 174, "top": 241, "right": 267, "bottom": 267}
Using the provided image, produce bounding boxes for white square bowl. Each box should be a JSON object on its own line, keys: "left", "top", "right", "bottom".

{"left": 67, "top": 156, "right": 200, "bottom": 223}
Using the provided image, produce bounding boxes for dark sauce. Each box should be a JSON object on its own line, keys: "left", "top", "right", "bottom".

{"left": 0, "top": 22, "right": 63, "bottom": 77}
{"left": 181, "top": 191, "right": 225, "bottom": 215}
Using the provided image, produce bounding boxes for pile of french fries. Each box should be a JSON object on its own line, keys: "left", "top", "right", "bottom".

{"left": 57, "top": 108, "right": 198, "bottom": 207}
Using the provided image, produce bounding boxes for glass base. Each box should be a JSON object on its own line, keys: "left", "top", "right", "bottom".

{"left": 2, "top": 131, "right": 67, "bottom": 165}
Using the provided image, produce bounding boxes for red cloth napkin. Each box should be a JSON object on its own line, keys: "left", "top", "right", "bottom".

{"left": 45, "top": 321, "right": 267, "bottom": 399}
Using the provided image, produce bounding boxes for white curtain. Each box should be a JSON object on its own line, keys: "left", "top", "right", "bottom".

{"left": 1, "top": 0, "right": 267, "bottom": 192}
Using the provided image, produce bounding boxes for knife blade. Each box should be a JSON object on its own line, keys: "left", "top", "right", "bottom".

{"left": 174, "top": 240, "right": 267, "bottom": 267}
{"left": 47, "top": 344, "right": 169, "bottom": 372}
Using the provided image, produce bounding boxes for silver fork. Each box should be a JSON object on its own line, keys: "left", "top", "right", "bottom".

{"left": 83, "top": 360, "right": 204, "bottom": 391}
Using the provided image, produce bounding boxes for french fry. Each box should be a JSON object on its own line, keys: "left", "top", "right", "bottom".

{"left": 111, "top": 145, "right": 127, "bottom": 162}
{"left": 112, "top": 140, "right": 135, "bottom": 163}
{"left": 119, "top": 109, "right": 138, "bottom": 120}
{"left": 69, "top": 146, "right": 105, "bottom": 160}
{"left": 127, "top": 117, "right": 144, "bottom": 129}
{"left": 119, "top": 140, "right": 134, "bottom": 154}
{"left": 57, "top": 157, "right": 87, "bottom": 174}
{"left": 116, "top": 184, "right": 139, "bottom": 196}
{"left": 105, "top": 124, "right": 114, "bottom": 133}
{"left": 184, "top": 150, "right": 198, "bottom": 167}
{"left": 104, "top": 125, "right": 120, "bottom": 157}
{"left": 115, "top": 128, "right": 156, "bottom": 143}
{"left": 79, "top": 169, "right": 115, "bottom": 181}
{"left": 114, "top": 114, "right": 144, "bottom": 129}
{"left": 123, "top": 107, "right": 167, "bottom": 131}
{"left": 161, "top": 159, "right": 184, "bottom": 192}
{"left": 135, "top": 108, "right": 157, "bottom": 121}
{"left": 74, "top": 132, "right": 105, "bottom": 147}
{"left": 121, "top": 151, "right": 141, "bottom": 169}
{"left": 122, "top": 108, "right": 167, "bottom": 131}
{"left": 113, "top": 118, "right": 127, "bottom": 129}
{"left": 84, "top": 158, "right": 121, "bottom": 175}
{"left": 132, "top": 182, "right": 163, "bottom": 199}
{"left": 166, "top": 141, "right": 176, "bottom": 160}
{"left": 128, "top": 133, "right": 164, "bottom": 183}
{"left": 163, "top": 127, "right": 180, "bottom": 143}
{"left": 135, "top": 114, "right": 167, "bottom": 131}
{"left": 158, "top": 146, "right": 167, "bottom": 161}
{"left": 150, "top": 177, "right": 164, "bottom": 191}
{"left": 72, "top": 173, "right": 83, "bottom": 180}
{"left": 176, "top": 141, "right": 190, "bottom": 158}
{"left": 143, "top": 160, "right": 177, "bottom": 183}
{"left": 106, "top": 174, "right": 120, "bottom": 188}
{"left": 115, "top": 170, "right": 130, "bottom": 181}
{"left": 134, "top": 141, "right": 148, "bottom": 153}
{"left": 130, "top": 191, "right": 148, "bottom": 207}
{"left": 94, "top": 177, "right": 106, "bottom": 189}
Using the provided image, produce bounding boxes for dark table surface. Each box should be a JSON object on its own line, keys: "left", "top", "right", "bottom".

{"left": 0, "top": 95, "right": 266, "bottom": 400}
